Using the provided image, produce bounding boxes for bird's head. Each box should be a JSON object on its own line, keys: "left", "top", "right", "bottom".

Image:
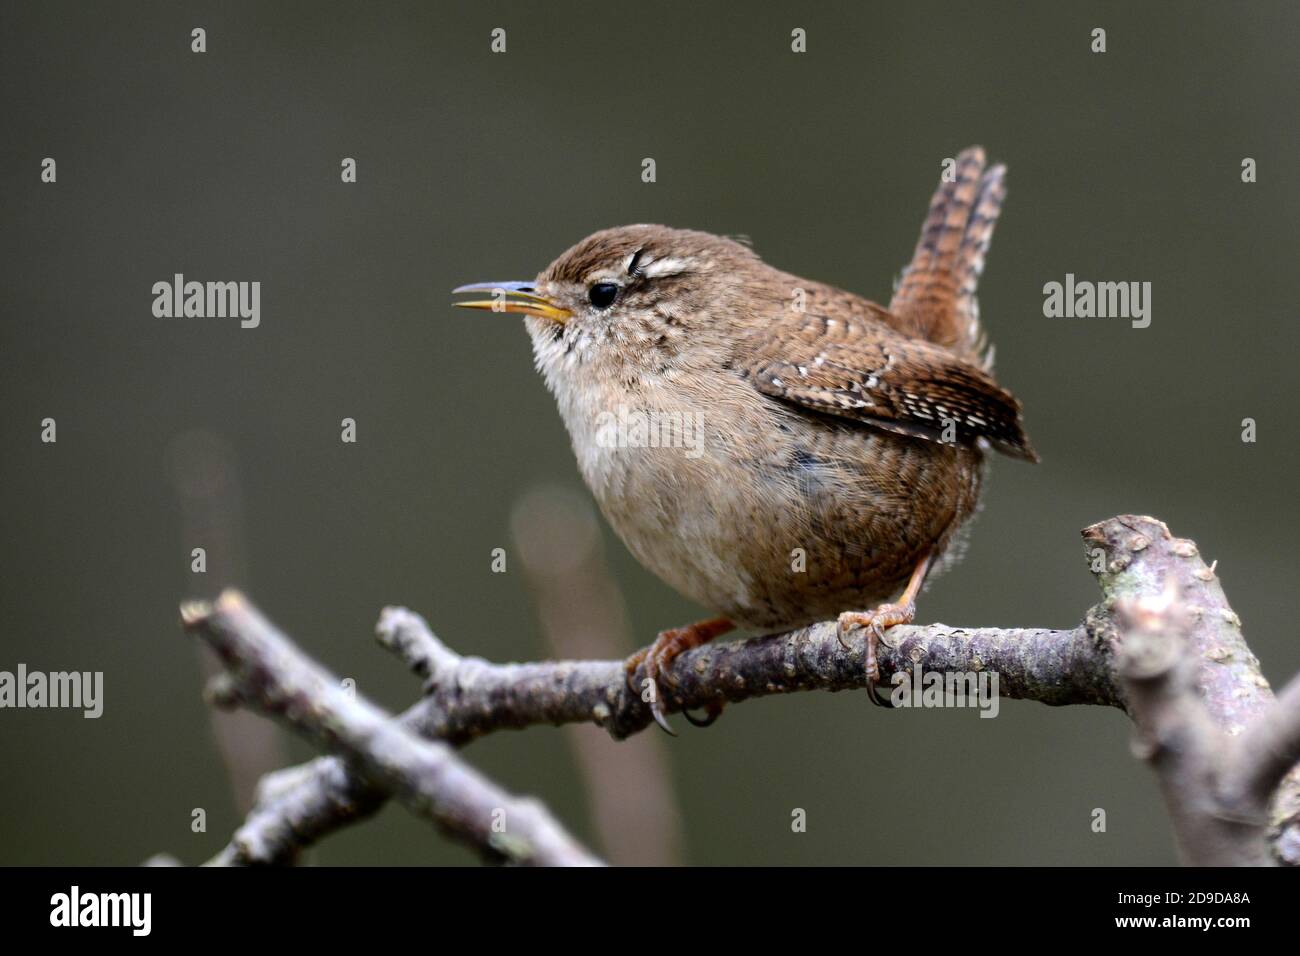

{"left": 454, "top": 224, "right": 768, "bottom": 385}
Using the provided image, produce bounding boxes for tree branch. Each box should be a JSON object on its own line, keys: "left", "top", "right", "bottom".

{"left": 1231, "top": 674, "right": 1300, "bottom": 819}
{"left": 1081, "top": 515, "right": 1300, "bottom": 863}
{"left": 187, "top": 514, "right": 1300, "bottom": 866}
{"left": 1114, "top": 585, "right": 1270, "bottom": 865}
{"left": 181, "top": 592, "right": 601, "bottom": 867}
{"left": 382, "top": 610, "right": 1107, "bottom": 743}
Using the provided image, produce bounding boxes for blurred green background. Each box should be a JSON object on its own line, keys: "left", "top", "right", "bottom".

{"left": 2, "top": 0, "right": 1298, "bottom": 865}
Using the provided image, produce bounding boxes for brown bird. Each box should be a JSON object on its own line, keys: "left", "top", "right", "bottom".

{"left": 455, "top": 146, "right": 1036, "bottom": 732}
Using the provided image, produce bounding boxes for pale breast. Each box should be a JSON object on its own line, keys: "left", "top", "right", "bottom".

{"left": 552, "top": 370, "right": 984, "bottom": 632}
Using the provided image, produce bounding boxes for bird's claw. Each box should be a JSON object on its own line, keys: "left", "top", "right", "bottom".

{"left": 838, "top": 601, "right": 915, "bottom": 706}
{"left": 682, "top": 701, "right": 724, "bottom": 727}
{"left": 648, "top": 699, "right": 678, "bottom": 736}
{"left": 625, "top": 644, "right": 680, "bottom": 736}
{"left": 623, "top": 648, "right": 647, "bottom": 695}
{"left": 623, "top": 617, "right": 735, "bottom": 735}
{"left": 866, "top": 681, "right": 895, "bottom": 708}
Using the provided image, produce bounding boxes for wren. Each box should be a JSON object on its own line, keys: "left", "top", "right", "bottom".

{"left": 455, "top": 146, "right": 1036, "bottom": 732}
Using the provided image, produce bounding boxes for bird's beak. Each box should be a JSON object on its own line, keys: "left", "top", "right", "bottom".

{"left": 451, "top": 281, "right": 571, "bottom": 324}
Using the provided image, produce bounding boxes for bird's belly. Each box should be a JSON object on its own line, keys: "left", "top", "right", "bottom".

{"left": 581, "top": 413, "right": 983, "bottom": 632}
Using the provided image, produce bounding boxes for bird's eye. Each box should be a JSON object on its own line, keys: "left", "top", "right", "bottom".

{"left": 588, "top": 282, "right": 619, "bottom": 309}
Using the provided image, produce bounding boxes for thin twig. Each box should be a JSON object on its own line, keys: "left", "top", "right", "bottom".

{"left": 182, "top": 592, "right": 601, "bottom": 867}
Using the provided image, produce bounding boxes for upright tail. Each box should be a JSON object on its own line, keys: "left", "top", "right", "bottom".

{"left": 889, "top": 146, "right": 1005, "bottom": 370}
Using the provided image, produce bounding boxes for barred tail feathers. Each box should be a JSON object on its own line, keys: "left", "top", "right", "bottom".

{"left": 889, "top": 146, "right": 1005, "bottom": 370}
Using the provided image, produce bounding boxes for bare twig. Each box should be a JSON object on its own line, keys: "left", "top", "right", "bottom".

{"left": 386, "top": 616, "right": 1106, "bottom": 742}
{"left": 181, "top": 592, "right": 601, "bottom": 867}
{"left": 195, "top": 611, "right": 1094, "bottom": 865}
{"left": 190, "top": 514, "right": 1300, "bottom": 866}
{"left": 1230, "top": 675, "right": 1300, "bottom": 820}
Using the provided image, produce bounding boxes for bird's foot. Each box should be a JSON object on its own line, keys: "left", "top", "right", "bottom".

{"left": 624, "top": 617, "right": 734, "bottom": 735}
{"left": 837, "top": 601, "right": 916, "bottom": 706}
{"left": 681, "top": 700, "right": 725, "bottom": 727}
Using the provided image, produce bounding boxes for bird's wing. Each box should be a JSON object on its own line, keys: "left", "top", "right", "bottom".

{"left": 739, "top": 311, "right": 1037, "bottom": 462}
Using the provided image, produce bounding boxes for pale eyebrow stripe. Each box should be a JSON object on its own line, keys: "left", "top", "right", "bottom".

{"left": 640, "top": 256, "right": 693, "bottom": 278}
